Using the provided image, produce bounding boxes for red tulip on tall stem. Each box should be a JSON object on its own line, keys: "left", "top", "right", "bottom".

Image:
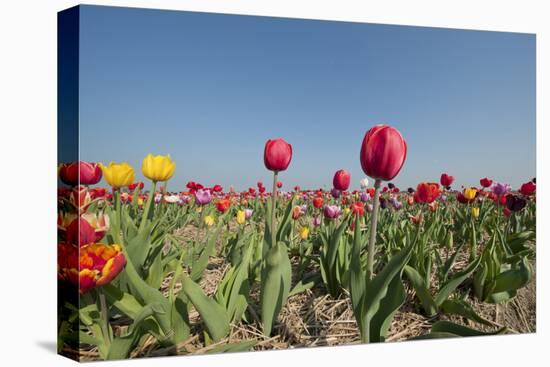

{"left": 264, "top": 139, "right": 293, "bottom": 247}
{"left": 359, "top": 124, "right": 407, "bottom": 279}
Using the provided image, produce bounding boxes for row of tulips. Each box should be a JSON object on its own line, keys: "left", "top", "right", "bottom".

{"left": 58, "top": 124, "right": 535, "bottom": 360}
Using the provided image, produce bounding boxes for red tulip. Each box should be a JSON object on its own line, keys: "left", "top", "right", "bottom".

{"left": 414, "top": 182, "right": 440, "bottom": 204}
{"left": 258, "top": 185, "right": 266, "bottom": 194}
{"left": 215, "top": 198, "right": 231, "bottom": 213}
{"left": 212, "top": 184, "right": 223, "bottom": 192}
{"left": 480, "top": 178, "right": 493, "bottom": 188}
{"left": 294, "top": 185, "right": 301, "bottom": 191}
{"left": 333, "top": 169, "right": 351, "bottom": 191}
{"left": 440, "top": 173, "right": 454, "bottom": 187}
{"left": 277, "top": 181, "right": 283, "bottom": 189}
{"left": 360, "top": 125, "right": 407, "bottom": 181}
{"left": 351, "top": 202, "right": 365, "bottom": 216}
{"left": 519, "top": 181, "right": 536, "bottom": 196}
{"left": 128, "top": 181, "right": 144, "bottom": 191}
{"left": 264, "top": 138, "right": 292, "bottom": 172}
{"left": 59, "top": 161, "right": 102, "bottom": 186}
{"left": 313, "top": 196, "right": 324, "bottom": 209}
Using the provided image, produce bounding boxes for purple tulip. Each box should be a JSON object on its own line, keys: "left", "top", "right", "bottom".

{"left": 194, "top": 189, "right": 212, "bottom": 205}
{"left": 330, "top": 188, "right": 341, "bottom": 199}
{"left": 324, "top": 205, "right": 342, "bottom": 219}
{"left": 245, "top": 209, "right": 253, "bottom": 219}
{"left": 154, "top": 193, "right": 162, "bottom": 204}
{"left": 491, "top": 182, "right": 510, "bottom": 196}
{"left": 360, "top": 192, "right": 371, "bottom": 202}
{"left": 366, "top": 204, "right": 374, "bottom": 213}
{"left": 313, "top": 216, "right": 321, "bottom": 227}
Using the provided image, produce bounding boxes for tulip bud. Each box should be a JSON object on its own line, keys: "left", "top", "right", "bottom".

{"left": 333, "top": 169, "right": 351, "bottom": 191}
{"left": 440, "top": 173, "right": 454, "bottom": 187}
{"left": 264, "top": 138, "right": 292, "bottom": 172}
{"left": 360, "top": 124, "right": 407, "bottom": 181}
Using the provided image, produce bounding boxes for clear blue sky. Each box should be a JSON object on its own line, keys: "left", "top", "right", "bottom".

{"left": 78, "top": 5, "right": 535, "bottom": 191}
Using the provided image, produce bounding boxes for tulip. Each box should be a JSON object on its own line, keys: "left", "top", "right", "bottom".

{"left": 264, "top": 138, "right": 292, "bottom": 172}
{"left": 236, "top": 210, "right": 246, "bottom": 225}
{"left": 78, "top": 243, "right": 126, "bottom": 294}
{"left": 366, "top": 204, "right": 374, "bottom": 213}
{"left": 59, "top": 161, "right": 103, "bottom": 186}
{"left": 407, "top": 187, "right": 415, "bottom": 194}
{"left": 313, "top": 196, "right": 324, "bottom": 209}
{"left": 245, "top": 209, "right": 254, "bottom": 220}
{"left": 204, "top": 215, "right": 215, "bottom": 227}
{"left": 379, "top": 197, "right": 388, "bottom": 209}
{"left": 360, "top": 125, "right": 407, "bottom": 283}
{"left": 99, "top": 162, "right": 135, "bottom": 189}
{"left": 331, "top": 188, "right": 341, "bottom": 199}
{"left": 65, "top": 216, "right": 97, "bottom": 247}
{"left": 128, "top": 181, "right": 144, "bottom": 191}
{"left": 212, "top": 184, "right": 223, "bottom": 192}
{"left": 194, "top": 189, "right": 212, "bottom": 206}
{"left": 292, "top": 206, "right": 302, "bottom": 220}
{"left": 360, "top": 192, "right": 370, "bottom": 202}
{"left": 491, "top": 182, "right": 510, "bottom": 197}
{"left": 360, "top": 178, "right": 369, "bottom": 189}
{"left": 414, "top": 182, "right": 441, "bottom": 204}
{"left": 519, "top": 181, "right": 536, "bottom": 196}
{"left": 141, "top": 154, "right": 176, "bottom": 182}
{"left": 313, "top": 216, "right": 321, "bottom": 227}
{"left": 216, "top": 198, "right": 231, "bottom": 213}
{"left": 440, "top": 173, "right": 454, "bottom": 187}
{"left": 360, "top": 124, "right": 407, "bottom": 181}
{"left": 506, "top": 194, "right": 527, "bottom": 212}
{"left": 463, "top": 187, "right": 478, "bottom": 201}
{"left": 324, "top": 205, "right": 342, "bottom": 219}
{"left": 503, "top": 207, "right": 512, "bottom": 217}
{"left": 351, "top": 202, "right": 365, "bottom": 216}
{"left": 299, "top": 226, "right": 310, "bottom": 240}
{"left": 471, "top": 207, "right": 480, "bottom": 218}
{"left": 480, "top": 178, "right": 493, "bottom": 188}
{"left": 457, "top": 192, "right": 473, "bottom": 204}
{"left": 277, "top": 181, "right": 283, "bottom": 189}
{"left": 333, "top": 169, "right": 351, "bottom": 191}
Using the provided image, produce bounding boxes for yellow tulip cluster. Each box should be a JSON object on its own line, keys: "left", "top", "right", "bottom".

{"left": 99, "top": 154, "right": 176, "bottom": 188}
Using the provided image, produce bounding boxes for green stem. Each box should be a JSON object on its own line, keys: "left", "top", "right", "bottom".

{"left": 139, "top": 181, "right": 157, "bottom": 233}
{"left": 366, "top": 179, "right": 382, "bottom": 280}
{"left": 98, "top": 289, "right": 111, "bottom": 347}
{"left": 270, "top": 171, "right": 279, "bottom": 248}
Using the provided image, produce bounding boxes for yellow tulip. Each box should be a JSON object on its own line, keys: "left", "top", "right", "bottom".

{"left": 204, "top": 215, "right": 215, "bottom": 227}
{"left": 299, "top": 226, "right": 309, "bottom": 240}
{"left": 471, "top": 207, "right": 480, "bottom": 218}
{"left": 99, "top": 162, "right": 135, "bottom": 188}
{"left": 344, "top": 207, "right": 351, "bottom": 215}
{"left": 463, "top": 187, "right": 477, "bottom": 200}
{"left": 236, "top": 210, "right": 246, "bottom": 225}
{"left": 142, "top": 154, "right": 176, "bottom": 182}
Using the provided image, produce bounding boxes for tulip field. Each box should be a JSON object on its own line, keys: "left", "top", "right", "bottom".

{"left": 57, "top": 125, "right": 536, "bottom": 361}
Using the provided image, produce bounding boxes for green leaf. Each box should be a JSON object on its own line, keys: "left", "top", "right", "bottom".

{"left": 491, "top": 256, "right": 532, "bottom": 294}
{"left": 260, "top": 242, "right": 292, "bottom": 336}
{"left": 102, "top": 284, "right": 143, "bottom": 320}
{"left": 435, "top": 256, "right": 481, "bottom": 306}
{"left": 191, "top": 223, "right": 223, "bottom": 281}
{"left": 369, "top": 272, "right": 407, "bottom": 342}
{"left": 181, "top": 273, "right": 230, "bottom": 342}
{"left": 430, "top": 320, "right": 507, "bottom": 336}
{"left": 440, "top": 299, "right": 495, "bottom": 326}
{"left": 205, "top": 340, "right": 257, "bottom": 354}
{"left": 403, "top": 265, "right": 438, "bottom": 317}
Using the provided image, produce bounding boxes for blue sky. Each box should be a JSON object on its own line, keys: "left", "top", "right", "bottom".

{"left": 78, "top": 5, "right": 535, "bottom": 191}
